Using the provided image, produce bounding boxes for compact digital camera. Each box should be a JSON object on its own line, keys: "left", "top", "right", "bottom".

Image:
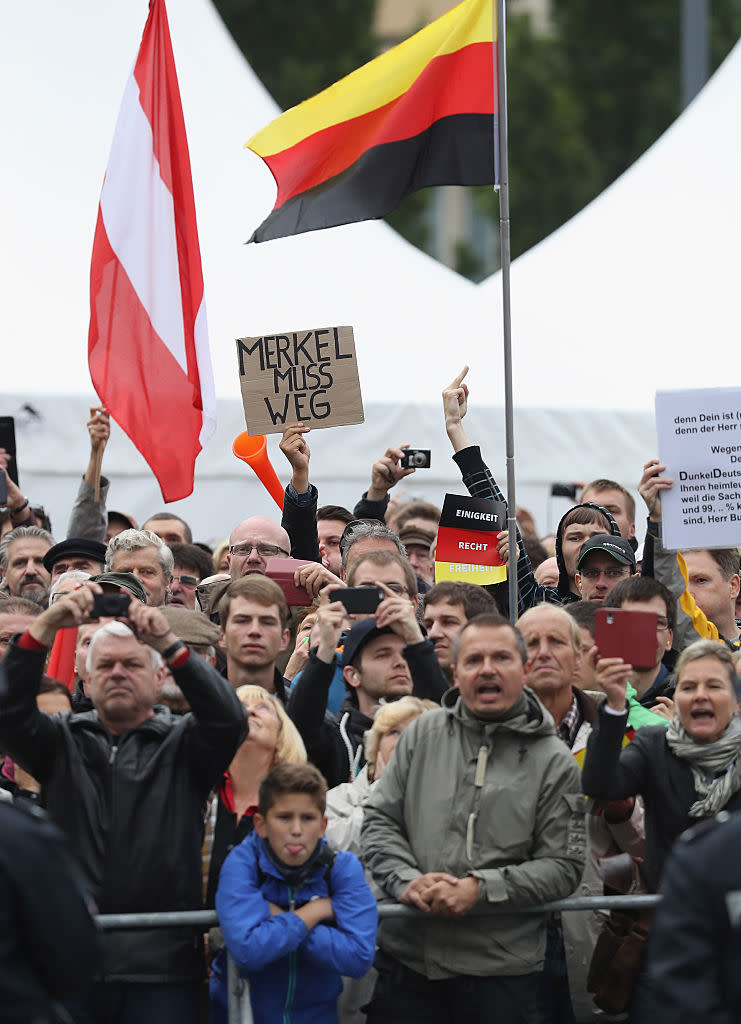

{"left": 401, "top": 448, "right": 431, "bottom": 469}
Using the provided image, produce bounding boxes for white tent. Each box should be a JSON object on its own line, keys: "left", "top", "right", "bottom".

{"left": 2, "top": 0, "right": 737, "bottom": 541}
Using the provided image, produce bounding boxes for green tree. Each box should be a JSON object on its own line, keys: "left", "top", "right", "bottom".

{"left": 211, "top": 1, "right": 376, "bottom": 110}
{"left": 474, "top": 10, "right": 604, "bottom": 263}
{"left": 555, "top": 0, "right": 741, "bottom": 189}
{"left": 213, "top": 1, "right": 741, "bottom": 277}
{"left": 470, "top": 1, "right": 741, "bottom": 268}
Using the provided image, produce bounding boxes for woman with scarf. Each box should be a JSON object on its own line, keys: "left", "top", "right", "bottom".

{"left": 582, "top": 638, "right": 741, "bottom": 1019}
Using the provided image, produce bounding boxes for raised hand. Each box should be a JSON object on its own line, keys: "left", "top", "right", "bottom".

{"left": 443, "top": 366, "right": 471, "bottom": 452}
{"left": 638, "top": 458, "right": 673, "bottom": 523}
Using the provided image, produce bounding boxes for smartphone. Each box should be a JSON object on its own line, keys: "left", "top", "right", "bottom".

{"left": 0, "top": 416, "right": 18, "bottom": 486}
{"left": 91, "top": 593, "right": 130, "bottom": 618}
{"left": 333, "top": 586, "right": 385, "bottom": 615}
{"left": 266, "top": 557, "right": 315, "bottom": 607}
{"left": 595, "top": 608, "right": 658, "bottom": 670}
{"left": 550, "top": 482, "right": 578, "bottom": 500}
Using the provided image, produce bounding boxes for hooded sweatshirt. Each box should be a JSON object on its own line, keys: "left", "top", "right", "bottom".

{"left": 553, "top": 502, "right": 622, "bottom": 602}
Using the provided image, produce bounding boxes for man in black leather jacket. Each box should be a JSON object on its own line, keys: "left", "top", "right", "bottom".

{"left": 0, "top": 585, "right": 246, "bottom": 1024}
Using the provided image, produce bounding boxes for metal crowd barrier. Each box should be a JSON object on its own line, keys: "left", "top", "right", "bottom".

{"left": 97, "top": 895, "right": 662, "bottom": 1024}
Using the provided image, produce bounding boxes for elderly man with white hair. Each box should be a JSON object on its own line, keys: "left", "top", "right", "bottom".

{"left": 0, "top": 583, "right": 246, "bottom": 1024}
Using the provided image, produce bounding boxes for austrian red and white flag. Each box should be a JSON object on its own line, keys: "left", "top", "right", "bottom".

{"left": 89, "top": 0, "right": 216, "bottom": 502}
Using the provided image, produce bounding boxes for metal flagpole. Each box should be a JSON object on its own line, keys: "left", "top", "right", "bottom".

{"left": 495, "top": 0, "right": 518, "bottom": 623}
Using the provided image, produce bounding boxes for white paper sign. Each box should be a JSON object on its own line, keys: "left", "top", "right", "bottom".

{"left": 656, "top": 387, "right": 741, "bottom": 550}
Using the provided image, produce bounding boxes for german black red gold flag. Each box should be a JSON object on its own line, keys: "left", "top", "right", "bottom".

{"left": 434, "top": 492, "right": 508, "bottom": 585}
{"left": 246, "top": 0, "right": 497, "bottom": 243}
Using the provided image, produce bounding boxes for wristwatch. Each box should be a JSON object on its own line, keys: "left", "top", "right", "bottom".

{"left": 161, "top": 639, "right": 187, "bottom": 662}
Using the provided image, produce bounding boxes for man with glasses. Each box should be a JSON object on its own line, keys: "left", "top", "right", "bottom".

{"left": 169, "top": 543, "right": 214, "bottom": 611}
{"left": 227, "top": 517, "right": 292, "bottom": 578}
{"left": 346, "top": 548, "right": 419, "bottom": 612}
{"left": 197, "top": 516, "right": 293, "bottom": 626}
{"left": 574, "top": 536, "right": 637, "bottom": 604}
{"left": 602, "top": 576, "right": 678, "bottom": 708}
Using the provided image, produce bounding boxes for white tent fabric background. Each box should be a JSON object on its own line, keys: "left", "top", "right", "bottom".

{"left": 2, "top": 0, "right": 737, "bottom": 542}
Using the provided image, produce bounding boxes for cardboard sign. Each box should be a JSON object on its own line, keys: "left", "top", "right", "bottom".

{"left": 656, "top": 387, "right": 741, "bottom": 550}
{"left": 237, "top": 325, "right": 364, "bottom": 434}
{"left": 434, "top": 494, "right": 508, "bottom": 585}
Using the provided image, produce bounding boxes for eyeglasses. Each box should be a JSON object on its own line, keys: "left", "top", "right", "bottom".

{"left": 228, "top": 543, "right": 289, "bottom": 558}
{"left": 171, "top": 574, "right": 199, "bottom": 588}
{"left": 656, "top": 617, "right": 670, "bottom": 631}
{"left": 579, "top": 567, "right": 630, "bottom": 580}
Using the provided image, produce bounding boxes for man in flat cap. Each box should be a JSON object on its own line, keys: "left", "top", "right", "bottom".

{"left": 43, "top": 538, "right": 106, "bottom": 584}
{"left": 158, "top": 607, "right": 221, "bottom": 713}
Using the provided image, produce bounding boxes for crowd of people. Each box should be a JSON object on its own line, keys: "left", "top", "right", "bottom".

{"left": 1, "top": 367, "right": 741, "bottom": 1024}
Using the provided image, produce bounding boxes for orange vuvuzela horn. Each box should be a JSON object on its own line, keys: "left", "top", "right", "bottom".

{"left": 232, "top": 432, "right": 285, "bottom": 509}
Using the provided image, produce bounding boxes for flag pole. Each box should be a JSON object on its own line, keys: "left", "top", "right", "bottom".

{"left": 495, "top": 0, "right": 518, "bottom": 623}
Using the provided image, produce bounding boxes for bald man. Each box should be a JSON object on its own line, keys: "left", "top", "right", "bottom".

{"left": 196, "top": 516, "right": 291, "bottom": 625}
{"left": 227, "top": 516, "right": 291, "bottom": 579}
{"left": 196, "top": 423, "right": 329, "bottom": 634}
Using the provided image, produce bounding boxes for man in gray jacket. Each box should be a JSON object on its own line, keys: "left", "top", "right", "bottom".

{"left": 362, "top": 612, "right": 586, "bottom": 1024}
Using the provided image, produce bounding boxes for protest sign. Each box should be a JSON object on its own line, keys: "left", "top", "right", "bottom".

{"left": 656, "top": 386, "right": 741, "bottom": 549}
{"left": 237, "top": 325, "right": 364, "bottom": 434}
{"left": 435, "top": 493, "right": 507, "bottom": 584}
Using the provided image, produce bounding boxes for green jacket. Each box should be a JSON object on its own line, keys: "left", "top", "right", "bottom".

{"left": 361, "top": 687, "right": 586, "bottom": 979}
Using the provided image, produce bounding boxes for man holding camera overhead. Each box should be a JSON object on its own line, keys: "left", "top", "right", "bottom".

{"left": 0, "top": 583, "right": 245, "bottom": 1024}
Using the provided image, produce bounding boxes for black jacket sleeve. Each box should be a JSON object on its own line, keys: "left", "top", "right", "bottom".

{"left": 353, "top": 491, "right": 389, "bottom": 523}
{"left": 0, "top": 640, "right": 60, "bottom": 783}
{"left": 641, "top": 517, "right": 656, "bottom": 579}
{"left": 648, "top": 823, "right": 736, "bottom": 1024}
{"left": 286, "top": 651, "right": 342, "bottom": 771}
{"left": 0, "top": 802, "right": 101, "bottom": 1003}
{"left": 171, "top": 651, "right": 247, "bottom": 791}
{"left": 404, "top": 638, "right": 447, "bottom": 702}
{"left": 281, "top": 484, "right": 321, "bottom": 562}
{"left": 581, "top": 703, "right": 647, "bottom": 801}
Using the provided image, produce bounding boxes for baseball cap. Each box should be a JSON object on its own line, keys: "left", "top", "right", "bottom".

{"left": 577, "top": 535, "right": 637, "bottom": 571}
{"left": 341, "top": 618, "right": 395, "bottom": 668}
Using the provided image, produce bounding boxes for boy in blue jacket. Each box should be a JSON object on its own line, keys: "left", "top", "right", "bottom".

{"left": 212, "top": 762, "right": 377, "bottom": 1024}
